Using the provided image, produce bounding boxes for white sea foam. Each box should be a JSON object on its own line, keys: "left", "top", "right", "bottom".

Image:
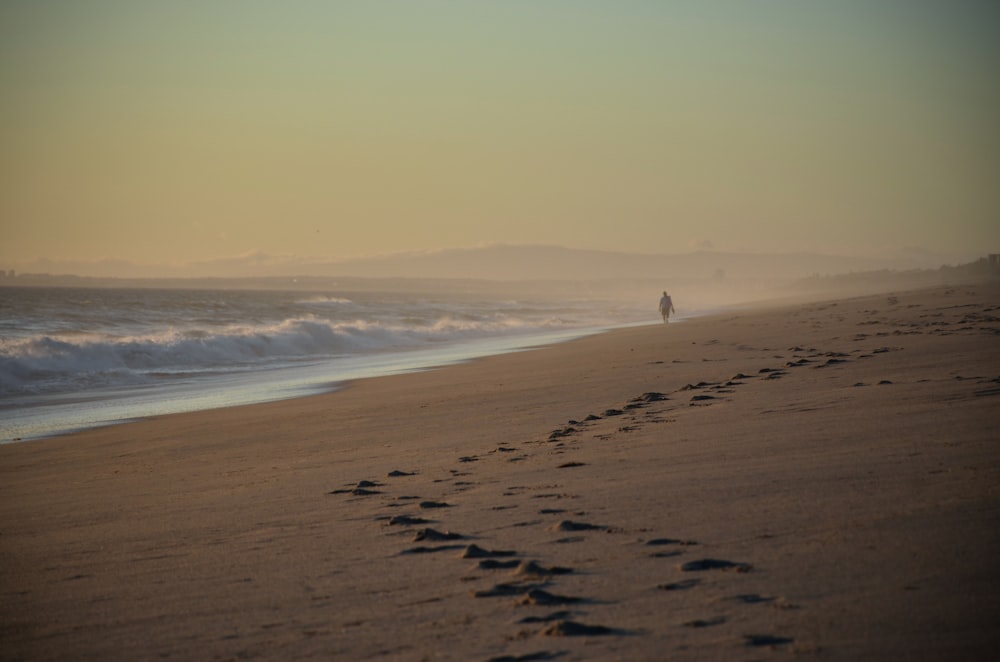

{"left": 0, "top": 311, "right": 629, "bottom": 397}
{"left": 0, "top": 286, "right": 655, "bottom": 440}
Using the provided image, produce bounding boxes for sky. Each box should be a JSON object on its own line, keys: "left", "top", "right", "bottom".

{"left": 1, "top": 1, "right": 998, "bottom": 276}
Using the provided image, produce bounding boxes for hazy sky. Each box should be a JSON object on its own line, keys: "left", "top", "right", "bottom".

{"left": 2, "top": 1, "right": 998, "bottom": 273}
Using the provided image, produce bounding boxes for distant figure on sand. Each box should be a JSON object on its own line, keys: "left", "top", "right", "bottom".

{"left": 659, "top": 291, "right": 675, "bottom": 323}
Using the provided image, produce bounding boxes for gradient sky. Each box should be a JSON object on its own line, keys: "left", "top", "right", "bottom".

{"left": 1, "top": 1, "right": 998, "bottom": 273}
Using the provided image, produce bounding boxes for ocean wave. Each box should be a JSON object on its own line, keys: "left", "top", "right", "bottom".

{"left": 297, "top": 295, "right": 354, "bottom": 305}
{"left": 0, "top": 313, "right": 584, "bottom": 397}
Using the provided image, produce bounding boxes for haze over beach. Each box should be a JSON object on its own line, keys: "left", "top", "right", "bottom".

{"left": 1, "top": 1, "right": 998, "bottom": 275}
{"left": 1, "top": 3, "right": 999, "bottom": 661}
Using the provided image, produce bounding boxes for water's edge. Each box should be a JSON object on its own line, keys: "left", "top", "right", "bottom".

{"left": 2, "top": 321, "right": 670, "bottom": 444}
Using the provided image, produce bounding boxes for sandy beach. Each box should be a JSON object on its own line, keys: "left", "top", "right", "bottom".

{"left": 2, "top": 282, "right": 998, "bottom": 661}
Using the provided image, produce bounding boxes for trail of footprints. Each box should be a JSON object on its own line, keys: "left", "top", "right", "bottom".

{"left": 326, "top": 343, "right": 910, "bottom": 659}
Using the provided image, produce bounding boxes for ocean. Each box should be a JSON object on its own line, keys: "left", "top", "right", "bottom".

{"left": 0, "top": 285, "right": 658, "bottom": 442}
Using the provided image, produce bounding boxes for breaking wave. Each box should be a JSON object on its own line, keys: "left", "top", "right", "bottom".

{"left": 0, "top": 313, "right": 582, "bottom": 396}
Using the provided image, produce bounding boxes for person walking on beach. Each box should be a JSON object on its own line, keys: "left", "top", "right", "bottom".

{"left": 659, "top": 291, "right": 675, "bottom": 323}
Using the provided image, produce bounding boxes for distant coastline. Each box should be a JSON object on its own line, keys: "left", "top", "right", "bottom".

{"left": 2, "top": 253, "right": 996, "bottom": 305}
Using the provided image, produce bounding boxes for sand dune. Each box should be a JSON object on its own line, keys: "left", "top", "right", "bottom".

{"left": 1, "top": 283, "right": 998, "bottom": 660}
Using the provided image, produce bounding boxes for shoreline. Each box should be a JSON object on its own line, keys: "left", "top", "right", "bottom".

{"left": 2, "top": 282, "right": 997, "bottom": 660}
{"left": 0, "top": 320, "right": 657, "bottom": 444}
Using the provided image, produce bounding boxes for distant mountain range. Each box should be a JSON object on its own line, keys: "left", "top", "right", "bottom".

{"left": 6, "top": 247, "right": 992, "bottom": 309}
{"left": 5, "top": 244, "right": 965, "bottom": 283}
{"left": 310, "top": 245, "right": 941, "bottom": 282}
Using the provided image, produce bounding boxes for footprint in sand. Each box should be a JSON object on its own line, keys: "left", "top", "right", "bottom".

{"left": 684, "top": 617, "right": 726, "bottom": 628}
{"left": 327, "top": 486, "right": 382, "bottom": 495}
{"left": 386, "top": 515, "right": 431, "bottom": 526}
{"left": 399, "top": 545, "right": 466, "bottom": 555}
{"left": 681, "top": 558, "right": 753, "bottom": 572}
{"left": 541, "top": 620, "right": 618, "bottom": 637}
{"left": 519, "top": 589, "right": 584, "bottom": 606}
{"left": 517, "top": 610, "right": 574, "bottom": 624}
{"left": 462, "top": 544, "right": 518, "bottom": 559}
{"left": 419, "top": 500, "right": 453, "bottom": 509}
{"left": 514, "top": 561, "right": 573, "bottom": 577}
{"left": 492, "top": 654, "right": 568, "bottom": 662}
{"left": 646, "top": 538, "right": 698, "bottom": 547}
{"left": 487, "top": 651, "right": 565, "bottom": 662}
{"left": 728, "top": 593, "right": 775, "bottom": 604}
{"left": 657, "top": 578, "right": 701, "bottom": 591}
{"left": 549, "top": 520, "right": 604, "bottom": 532}
{"left": 744, "top": 634, "right": 794, "bottom": 647}
{"left": 649, "top": 550, "right": 683, "bottom": 558}
{"left": 412, "top": 528, "right": 465, "bottom": 542}
{"left": 329, "top": 479, "right": 384, "bottom": 495}
{"left": 472, "top": 582, "right": 542, "bottom": 598}
{"left": 478, "top": 559, "right": 522, "bottom": 570}
{"left": 552, "top": 536, "right": 585, "bottom": 544}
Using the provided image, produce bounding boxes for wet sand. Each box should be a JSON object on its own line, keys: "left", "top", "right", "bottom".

{"left": 2, "top": 283, "right": 998, "bottom": 660}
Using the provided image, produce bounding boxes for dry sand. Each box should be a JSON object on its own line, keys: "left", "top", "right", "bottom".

{"left": 2, "top": 283, "right": 998, "bottom": 661}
